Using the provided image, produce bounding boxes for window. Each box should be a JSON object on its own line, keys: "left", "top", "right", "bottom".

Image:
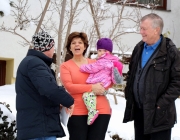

{"left": 106, "top": 0, "right": 169, "bottom": 10}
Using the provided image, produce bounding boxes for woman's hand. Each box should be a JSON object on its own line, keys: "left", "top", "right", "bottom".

{"left": 92, "top": 83, "right": 105, "bottom": 95}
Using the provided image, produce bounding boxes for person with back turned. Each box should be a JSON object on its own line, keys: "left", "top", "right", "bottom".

{"left": 15, "top": 31, "right": 74, "bottom": 140}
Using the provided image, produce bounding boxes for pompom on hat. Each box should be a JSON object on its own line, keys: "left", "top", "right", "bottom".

{"left": 32, "top": 31, "right": 55, "bottom": 52}
{"left": 96, "top": 38, "right": 113, "bottom": 53}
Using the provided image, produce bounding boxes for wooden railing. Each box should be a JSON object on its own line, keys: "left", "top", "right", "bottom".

{"left": 108, "top": 84, "right": 125, "bottom": 105}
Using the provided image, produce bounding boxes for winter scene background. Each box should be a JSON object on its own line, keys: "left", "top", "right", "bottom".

{"left": 0, "top": 84, "right": 180, "bottom": 140}
{"left": 1, "top": 0, "right": 180, "bottom": 139}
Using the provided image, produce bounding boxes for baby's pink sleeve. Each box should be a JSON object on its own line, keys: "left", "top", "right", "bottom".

{"left": 113, "top": 61, "right": 123, "bottom": 75}
{"left": 80, "top": 61, "right": 102, "bottom": 74}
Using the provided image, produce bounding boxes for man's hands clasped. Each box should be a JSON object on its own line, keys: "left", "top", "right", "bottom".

{"left": 60, "top": 104, "right": 74, "bottom": 117}
{"left": 66, "top": 104, "right": 74, "bottom": 117}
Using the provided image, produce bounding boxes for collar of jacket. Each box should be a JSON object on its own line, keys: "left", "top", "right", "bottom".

{"left": 98, "top": 52, "right": 119, "bottom": 61}
{"left": 27, "top": 49, "right": 53, "bottom": 66}
{"left": 154, "top": 35, "right": 167, "bottom": 58}
{"left": 136, "top": 35, "right": 168, "bottom": 58}
{"left": 136, "top": 35, "right": 176, "bottom": 65}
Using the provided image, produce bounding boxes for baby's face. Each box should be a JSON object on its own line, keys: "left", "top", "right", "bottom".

{"left": 97, "top": 49, "right": 110, "bottom": 57}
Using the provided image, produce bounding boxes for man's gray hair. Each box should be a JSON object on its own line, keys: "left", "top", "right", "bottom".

{"left": 141, "top": 13, "right": 164, "bottom": 34}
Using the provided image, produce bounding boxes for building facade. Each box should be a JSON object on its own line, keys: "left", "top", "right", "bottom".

{"left": 0, "top": 0, "right": 179, "bottom": 85}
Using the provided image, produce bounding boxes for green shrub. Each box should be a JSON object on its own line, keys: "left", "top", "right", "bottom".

{"left": 111, "top": 134, "right": 123, "bottom": 140}
{"left": 0, "top": 102, "right": 17, "bottom": 140}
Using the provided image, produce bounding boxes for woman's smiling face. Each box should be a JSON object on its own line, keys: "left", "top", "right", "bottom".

{"left": 70, "top": 37, "right": 86, "bottom": 56}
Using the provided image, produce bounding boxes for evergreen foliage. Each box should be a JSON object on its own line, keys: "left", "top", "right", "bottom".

{"left": 111, "top": 134, "right": 123, "bottom": 140}
{"left": 0, "top": 102, "right": 17, "bottom": 140}
{"left": 0, "top": 11, "right": 4, "bottom": 17}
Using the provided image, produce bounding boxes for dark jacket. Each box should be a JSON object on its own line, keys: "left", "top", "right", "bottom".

{"left": 123, "top": 36, "right": 180, "bottom": 134}
{"left": 15, "top": 49, "right": 74, "bottom": 140}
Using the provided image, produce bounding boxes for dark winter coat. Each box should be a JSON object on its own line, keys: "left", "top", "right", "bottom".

{"left": 123, "top": 36, "right": 180, "bottom": 134}
{"left": 15, "top": 49, "right": 74, "bottom": 140}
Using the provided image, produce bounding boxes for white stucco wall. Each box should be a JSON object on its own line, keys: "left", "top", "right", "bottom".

{"left": 0, "top": 0, "right": 179, "bottom": 78}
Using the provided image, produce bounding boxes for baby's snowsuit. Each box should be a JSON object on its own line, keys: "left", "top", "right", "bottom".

{"left": 80, "top": 53, "right": 123, "bottom": 125}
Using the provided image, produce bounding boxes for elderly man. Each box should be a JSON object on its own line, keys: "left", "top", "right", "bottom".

{"left": 123, "top": 13, "right": 180, "bottom": 140}
{"left": 16, "top": 31, "right": 74, "bottom": 140}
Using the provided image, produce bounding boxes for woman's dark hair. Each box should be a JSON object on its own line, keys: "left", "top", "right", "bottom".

{"left": 66, "top": 32, "right": 89, "bottom": 56}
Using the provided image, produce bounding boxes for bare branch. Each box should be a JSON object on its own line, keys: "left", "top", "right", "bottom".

{"left": 34, "top": 0, "right": 50, "bottom": 34}
{"left": 88, "top": 0, "right": 101, "bottom": 39}
{"left": 0, "top": 23, "right": 30, "bottom": 45}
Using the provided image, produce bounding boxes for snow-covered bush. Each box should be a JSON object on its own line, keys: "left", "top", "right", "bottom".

{"left": 0, "top": 102, "right": 17, "bottom": 140}
{"left": 111, "top": 134, "right": 122, "bottom": 140}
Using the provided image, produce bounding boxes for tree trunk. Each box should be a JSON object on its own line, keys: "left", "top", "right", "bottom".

{"left": 61, "top": 0, "right": 81, "bottom": 63}
{"left": 56, "top": 0, "right": 66, "bottom": 85}
{"left": 88, "top": 0, "right": 101, "bottom": 39}
{"left": 29, "top": 0, "right": 51, "bottom": 49}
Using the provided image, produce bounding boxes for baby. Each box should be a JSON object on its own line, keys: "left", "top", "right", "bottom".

{"left": 80, "top": 38, "right": 123, "bottom": 125}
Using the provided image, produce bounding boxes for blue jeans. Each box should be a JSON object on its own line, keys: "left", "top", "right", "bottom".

{"left": 29, "top": 136, "right": 56, "bottom": 140}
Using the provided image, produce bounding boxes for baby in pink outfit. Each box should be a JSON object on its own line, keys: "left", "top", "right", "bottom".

{"left": 80, "top": 38, "right": 123, "bottom": 125}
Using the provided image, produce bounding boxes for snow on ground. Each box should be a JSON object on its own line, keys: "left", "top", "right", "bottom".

{"left": 0, "top": 84, "right": 180, "bottom": 140}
